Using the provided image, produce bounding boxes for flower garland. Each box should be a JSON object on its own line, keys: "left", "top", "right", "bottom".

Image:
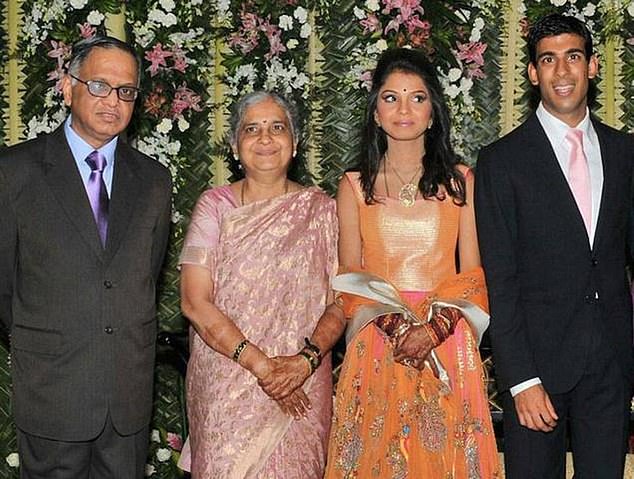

{"left": 126, "top": 0, "right": 210, "bottom": 220}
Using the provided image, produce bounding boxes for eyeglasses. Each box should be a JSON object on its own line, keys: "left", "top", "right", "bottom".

{"left": 70, "top": 74, "right": 140, "bottom": 102}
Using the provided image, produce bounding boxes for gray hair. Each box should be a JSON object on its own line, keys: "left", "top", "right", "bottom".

{"left": 67, "top": 36, "right": 141, "bottom": 86}
{"left": 228, "top": 91, "right": 300, "bottom": 147}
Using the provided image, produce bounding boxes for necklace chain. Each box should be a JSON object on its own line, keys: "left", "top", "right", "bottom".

{"left": 384, "top": 152, "right": 421, "bottom": 207}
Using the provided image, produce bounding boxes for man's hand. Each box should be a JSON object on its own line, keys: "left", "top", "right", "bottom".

{"left": 513, "top": 384, "right": 558, "bottom": 432}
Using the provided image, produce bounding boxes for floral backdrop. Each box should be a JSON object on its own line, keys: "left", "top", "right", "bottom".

{"left": 0, "top": 0, "right": 632, "bottom": 476}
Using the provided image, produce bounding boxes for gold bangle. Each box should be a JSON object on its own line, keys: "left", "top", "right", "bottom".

{"left": 232, "top": 339, "right": 249, "bottom": 362}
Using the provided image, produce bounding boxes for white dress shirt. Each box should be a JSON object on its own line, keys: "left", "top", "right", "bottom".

{"left": 509, "top": 103, "right": 603, "bottom": 397}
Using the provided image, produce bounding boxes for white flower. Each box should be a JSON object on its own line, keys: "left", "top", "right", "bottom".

{"left": 376, "top": 39, "right": 388, "bottom": 52}
{"left": 581, "top": 3, "right": 596, "bottom": 17}
{"left": 445, "top": 84, "right": 460, "bottom": 99}
{"left": 293, "top": 6, "right": 308, "bottom": 23}
{"left": 191, "top": 0, "right": 203, "bottom": 4}
{"left": 87, "top": 10, "right": 105, "bottom": 25}
{"left": 163, "top": 13, "right": 178, "bottom": 27}
{"left": 278, "top": 15, "right": 293, "bottom": 31}
{"left": 70, "top": 0, "right": 88, "bottom": 9}
{"left": 365, "top": 0, "right": 380, "bottom": 11}
{"left": 6, "top": 453, "right": 19, "bottom": 468}
{"left": 447, "top": 68, "right": 462, "bottom": 82}
{"left": 171, "top": 210, "right": 183, "bottom": 224}
{"left": 177, "top": 116, "right": 190, "bottom": 132}
{"left": 166, "top": 140, "right": 181, "bottom": 156}
{"left": 628, "top": 2, "right": 634, "bottom": 18}
{"left": 159, "top": 0, "right": 176, "bottom": 12}
{"left": 459, "top": 76, "right": 474, "bottom": 93}
{"left": 151, "top": 429, "right": 161, "bottom": 442}
{"left": 550, "top": 0, "right": 567, "bottom": 6}
{"left": 145, "top": 464, "right": 156, "bottom": 476}
{"left": 286, "top": 39, "right": 299, "bottom": 50}
{"left": 156, "top": 118, "right": 173, "bottom": 134}
{"left": 299, "top": 23, "right": 312, "bottom": 38}
{"left": 469, "top": 29, "right": 481, "bottom": 42}
{"left": 353, "top": 6, "right": 366, "bottom": 19}
{"left": 156, "top": 448, "right": 172, "bottom": 462}
{"left": 148, "top": 9, "right": 177, "bottom": 27}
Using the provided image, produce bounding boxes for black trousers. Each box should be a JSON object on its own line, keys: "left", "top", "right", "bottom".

{"left": 17, "top": 414, "right": 149, "bottom": 479}
{"left": 501, "top": 328, "right": 632, "bottom": 479}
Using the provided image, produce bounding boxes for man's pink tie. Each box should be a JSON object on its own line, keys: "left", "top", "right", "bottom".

{"left": 566, "top": 128, "right": 591, "bottom": 235}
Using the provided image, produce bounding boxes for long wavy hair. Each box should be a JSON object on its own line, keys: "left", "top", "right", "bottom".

{"left": 359, "top": 48, "right": 465, "bottom": 205}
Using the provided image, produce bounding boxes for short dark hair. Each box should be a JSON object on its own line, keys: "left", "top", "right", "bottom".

{"left": 68, "top": 36, "right": 141, "bottom": 85}
{"left": 527, "top": 14, "right": 593, "bottom": 65}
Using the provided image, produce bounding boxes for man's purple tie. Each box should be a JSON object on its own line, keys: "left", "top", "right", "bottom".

{"left": 85, "top": 150, "right": 109, "bottom": 247}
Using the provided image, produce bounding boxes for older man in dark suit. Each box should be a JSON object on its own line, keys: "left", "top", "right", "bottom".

{"left": 0, "top": 36, "right": 171, "bottom": 478}
{"left": 476, "top": 14, "right": 634, "bottom": 479}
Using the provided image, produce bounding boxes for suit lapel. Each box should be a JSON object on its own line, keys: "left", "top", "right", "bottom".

{"left": 43, "top": 126, "right": 105, "bottom": 258}
{"left": 525, "top": 114, "right": 591, "bottom": 247}
{"left": 104, "top": 142, "right": 138, "bottom": 262}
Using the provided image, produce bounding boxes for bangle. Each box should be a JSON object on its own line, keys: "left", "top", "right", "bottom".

{"left": 232, "top": 339, "right": 249, "bottom": 362}
{"left": 304, "top": 337, "right": 321, "bottom": 359}
{"left": 299, "top": 350, "right": 317, "bottom": 374}
{"left": 298, "top": 352, "right": 313, "bottom": 375}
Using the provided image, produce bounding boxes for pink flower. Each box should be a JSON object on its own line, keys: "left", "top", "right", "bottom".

{"left": 166, "top": 433, "right": 183, "bottom": 451}
{"left": 47, "top": 40, "right": 71, "bottom": 70}
{"left": 260, "top": 20, "right": 286, "bottom": 59}
{"left": 171, "top": 45, "right": 188, "bottom": 73}
{"left": 360, "top": 13, "right": 381, "bottom": 34}
{"left": 360, "top": 70, "right": 373, "bottom": 90}
{"left": 78, "top": 22, "right": 96, "bottom": 39}
{"left": 145, "top": 43, "right": 173, "bottom": 77}
{"left": 171, "top": 83, "right": 202, "bottom": 118}
{"left": 456, "top": 41, "right": 487, "bottom": 67}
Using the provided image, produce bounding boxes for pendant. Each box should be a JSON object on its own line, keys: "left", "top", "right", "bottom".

{"left": 398, "top": 183, "right": 417, "bottom": 207}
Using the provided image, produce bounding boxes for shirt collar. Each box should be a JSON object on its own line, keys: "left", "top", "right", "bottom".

{"left": 64, "top": 115, "right": 118, "bottom": 166}
{"left": 536, "top": 102, "right": 592, "bottom": 141}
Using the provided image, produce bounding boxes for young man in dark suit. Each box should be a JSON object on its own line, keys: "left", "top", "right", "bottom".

{"left": 0, "top": 36, "right": 172, "bottom": 478}
{"left": 476, "top": 14, "right": 634, "bottom": 478}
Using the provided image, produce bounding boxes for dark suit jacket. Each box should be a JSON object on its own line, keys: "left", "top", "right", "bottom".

{"left": 0, "top": 124, "right": 172, "bottom": 440}
{"left": 475, "top": 113, "right": 634, "bottom": 394}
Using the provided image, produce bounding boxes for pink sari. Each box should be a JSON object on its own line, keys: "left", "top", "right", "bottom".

{"left": 178, "top": 186, "right": 337, "bottom": 479}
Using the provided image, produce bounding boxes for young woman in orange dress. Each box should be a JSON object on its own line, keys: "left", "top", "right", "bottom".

{"left": 325, "top": 48, "right": 501, "bottom": 478}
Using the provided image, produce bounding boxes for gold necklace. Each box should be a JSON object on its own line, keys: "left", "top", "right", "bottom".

{"left": 241, "top": 179, "right": 289, "bottom": 206}
{"left": 385, "top": 153, "right": 421, "bottom": 207}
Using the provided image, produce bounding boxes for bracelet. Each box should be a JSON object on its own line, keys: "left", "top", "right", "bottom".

{"left": 298, "top": 351, "right": 314, "bottom": 375}
{"left": 232, "top": 339, "right": 249, "bottom": 362}
{"left": 299, "top": 350, "right": 317, "bottom": 374}
{"left": 303, "top": 337, "right": 321, "bottom": 359}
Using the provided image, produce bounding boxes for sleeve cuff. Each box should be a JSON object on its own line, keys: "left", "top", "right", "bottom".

{"left": 510, "top": 377, "right": 542, "bottom": 397}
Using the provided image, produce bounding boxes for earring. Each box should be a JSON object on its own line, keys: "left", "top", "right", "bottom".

{"left": 427, "top": 119, "right": 433, "bottom": 130}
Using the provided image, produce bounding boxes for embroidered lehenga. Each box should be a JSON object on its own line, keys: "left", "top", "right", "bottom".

{"left": 179, "top": 185, "right": 337, "bottom": 479}
{"left": 325, "top": 172, "right": 500, "bottom": 478}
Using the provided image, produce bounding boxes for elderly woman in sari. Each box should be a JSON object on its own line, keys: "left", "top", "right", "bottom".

{"left": 178, "top": 91, "right": 346, "bottom": 478}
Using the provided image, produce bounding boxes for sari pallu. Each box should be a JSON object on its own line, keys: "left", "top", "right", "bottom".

{"left": 326, "top": 268, "right": 501, "bottom": 479}
{"left": 181, "top": 187, "right": 337, "bottom": 479}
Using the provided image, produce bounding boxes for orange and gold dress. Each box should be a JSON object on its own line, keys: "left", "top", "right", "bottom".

{"left": 325, "top": 172, "right": 500, "bottom": 478}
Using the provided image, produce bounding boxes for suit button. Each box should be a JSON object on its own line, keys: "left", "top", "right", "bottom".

{"left": 104, "top": 280, "right": 112, "bottom": 289}
{"left": 591, "top": 259, "right": 598, "bottom": 267}
{"left": 104, "top": 326, "right": 113, "bottom": 334}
